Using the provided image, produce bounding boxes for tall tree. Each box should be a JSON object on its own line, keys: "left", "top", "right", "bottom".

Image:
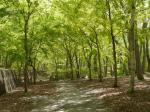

{"left": 128, "top": 0, "right": 136, "bottom": 93}
{"left": 106, "top": 0, "right": 118, "bottom": 87}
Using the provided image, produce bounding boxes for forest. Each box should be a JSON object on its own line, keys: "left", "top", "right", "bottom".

{"left": 0, "top": 0, "right": 150, "bottom": 112}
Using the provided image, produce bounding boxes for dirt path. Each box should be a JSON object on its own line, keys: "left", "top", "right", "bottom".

{"left": 1, "top": 77, "right": 150, "bottom": 112}
{"left": 30, "top": 81, "right": 108, "bottom": 112}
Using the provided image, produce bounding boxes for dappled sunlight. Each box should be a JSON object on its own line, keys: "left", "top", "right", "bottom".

{"left": 98, "top": 92, "right": 122, "bottom": 100}
{"left": 30, "top": 82, "right": 108, "bottom": 112}
{"left": 135, "top": 84, "right": 149, "bottom": 90}
{"left": 85, "top": 88, "right": 105, "bottom": 94}
{"left": 85, "top": 87, "right": 117, "bottom": 97}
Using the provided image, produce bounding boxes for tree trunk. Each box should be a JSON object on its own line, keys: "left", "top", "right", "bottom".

{"left": 64, "top": 40, "right": 74, "bottom": 80}
{"left": 96, "top": 41, "right": 102, "bottom": 81}
{"left": 103, "top": 57, "right": 108, "bottom": 77}
{"left": 106, "top": 0, "right": 117, "bottom": 87}
{"left": 82, "top": 45, "right": 92, "bottom": 81}
{"left": 142, "top": 43, "right": 146, "bottom": 73}
{"left": 123, "top": 62, "right": 128, "bottom": 76}
{"left": 146, "top": 36, "right": 150, "bottom": 72}
{"left": 94, "top": 28, "right": 103, "bottom": 81}
{"left": 135, "top": 24, "right": 144, "bottom": 80}
{"left": 128, "top": 0, "right": 136, "bottom": 93}
{"left": 135, "top": 40, "right": 144, "bottom": 80}
{"left": 141, "top": 22, "right": 148, "bottom": 73}
{"left": 69, "top": 55, "right": 74, "bottom": 80}
{"left": 110, "top": 65, "right": 113, "bottom": 76}
{"left": 87, "top": 41, "right": 93, "bottom": 81}
{"left": 122, "top": 33, "right": 130, "bottom": 75}
{"left": 75, "top": 50, "right": 80, "bottom": 79}
{"left": 24, "top": 19, "right": 29, "bottom": 93}
{"left": 93, "top": 54, "right": 98, "bottom": 73}
{"left": 87, "top": 60, "right": 92, "bottom": 81}
{"left": 65, "top": 58, "right": 69, "bottom": 78}
{"left": 33, "top": 66, "right": 37, "bottom": 84}
{"left": 54, "top": 59, "right": 58, "bottom": 81}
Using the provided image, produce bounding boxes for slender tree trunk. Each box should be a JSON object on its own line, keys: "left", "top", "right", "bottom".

{"left": 79, "top": 58, "right": 82, "bottom": 77}
{"left": 141, "top": 22, "right": 148, "bottom": 73}
{"left": 123, "top": 62, "right": 128, "bottom": 75}
{"left": 142, "top": 43, "right": 146, "bottom": 73}
{"left": 87, "top": 41, "right": 93, "bottom": 81}
{"left": 69, "top": 55, "right": 74, "bottom": 80}
{"left": 110, "top": 65, "right": 113, "bottom": 76}
{"left": 30, "top": 57, "right": 37, "bottom": 84}
{"left": 122, "top": 33, "right": 130, "bottom": 75}
{"left": 128, "top": 0, "right": 136, "bottom": 93}
{"left": 96, "top": 41, "right": 102, "bottom": 81}
{"left": 54, "top": 59, "right": 58, "bottom": 81}
{"left": 93, "top": 54, "right": 98, "bottom": 73}
{"left": 106, "top": 0, "right": 117, "bottom": 87}
{"left": 146, "top": 37, "right": 150, "bottom": 72}
{"left": 82, "top": 45, "right": 92, "bottom": 81}
{"left": 75, "top": 50, "right": 80, "bottom": 79}
{"left": 22, "top": 0, "right": 34, "bottom": 93}
{"left": 24, "top": 19, "right": 29, "bottom": 93}
{"left": 93, "top": 28, "right": 103, "bottom": 81}
{"left": 135, "top": 40, "right": 144, "bottom": 80}
{"left": 65, "top": 58, "right": 69, "bottom": 78}
{"left": 33, "top": 67, "right": 36, "bottom": 84}
{"left": 5, "top": 53, "right": 8, "bottom": 68}
{"left": 103, "top": 57, "right": 108, "bottom": 77}
{"left": 87, "top": 60, "right": 92, "bottom": 80}
{"left": 64, "top": 40, "right": 74, "bottom": 80}
{"left": 135, "top": 23, "right": 144, "bottom": 80}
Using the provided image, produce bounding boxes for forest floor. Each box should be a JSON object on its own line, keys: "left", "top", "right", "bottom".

{"left": 0, "top": 81, "right": 57, "bottom": 112}
{"left": 74, "top": 75, "right": 150, "bottom": 112}
{"left": 0, "top": 75, "right": 150, "bottom": 112}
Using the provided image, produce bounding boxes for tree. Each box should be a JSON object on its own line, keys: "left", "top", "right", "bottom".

{"left": 128, "top": 0, "right": 136, "bottom": 93}
{"left": 106, "top": 0, "right": 118, "bottom": 87}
